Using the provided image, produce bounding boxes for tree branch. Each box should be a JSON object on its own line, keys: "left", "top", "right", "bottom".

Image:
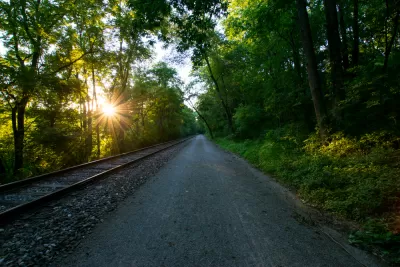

{"left": 0, "top": 88, "right": 15, "bottom": 109}
{"left": 51, "top": 50, "right": 97, "bottom": 75}
{"left": 3, "top": 2, "right": 25, "bottom": 66}
{"left": 20, "top": 0, "right": 37, "bottom": 46}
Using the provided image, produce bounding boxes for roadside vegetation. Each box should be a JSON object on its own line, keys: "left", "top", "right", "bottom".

{"left": 216, "top": 133, "right": 400, "bottom": 262}
{"left": 184, "top": 0, "right": 400, "bottom": 264}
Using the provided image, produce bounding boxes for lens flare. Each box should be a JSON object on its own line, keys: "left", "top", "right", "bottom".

{"left": 102, "top": 104, "right": 116, "bottom": 116}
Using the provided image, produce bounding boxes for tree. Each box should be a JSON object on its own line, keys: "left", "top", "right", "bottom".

{"left": 352, "top": 0, "right": 359, "bottom": 66}
{"left": 0, "top": 0, "right": 198, "bottom": 181}
{"left": 323, "top": 0, "right": 345, "bottom": 123}
{"left": 338, "top": 2, "right": 350, "bottom": 70}
{"left": 296, "top": 0, "right": 328, "bottom": 138}
{"left": 130, "top": 62, "right": 194, "bottom": 142}
{"left": 184, "top": 82, "right": 215, "bottom": 139}
{"left": 0, "top": 0, "right": 92, "bottom": 174}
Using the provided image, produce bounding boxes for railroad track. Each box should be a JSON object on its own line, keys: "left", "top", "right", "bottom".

{"left": 0, "top": 137, "right": 193, "bottom": 224}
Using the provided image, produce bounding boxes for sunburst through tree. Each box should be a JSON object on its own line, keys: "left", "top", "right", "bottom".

{"left": 95, "top": 90, "right": 133, "bottom": 154}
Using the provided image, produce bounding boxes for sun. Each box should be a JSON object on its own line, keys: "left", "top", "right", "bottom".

{"left": 102, "top": 103, "right": 116, "bottom": 117}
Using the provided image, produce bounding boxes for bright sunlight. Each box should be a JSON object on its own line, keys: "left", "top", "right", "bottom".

{"left": 102, "top": 104, "right": 116, "bottom": 117}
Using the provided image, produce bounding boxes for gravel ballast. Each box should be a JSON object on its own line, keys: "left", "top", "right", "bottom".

{"left": 0, "top": 140, "right": 189, "bottom": 267}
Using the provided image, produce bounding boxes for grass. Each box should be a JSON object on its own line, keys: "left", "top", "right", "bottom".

{"left": 215, "top": 130, "right": 400, "bottom": 264}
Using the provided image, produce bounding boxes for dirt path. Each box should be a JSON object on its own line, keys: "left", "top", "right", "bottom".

{"left": 60, "top": 135, "right": 381, "bottom": 267}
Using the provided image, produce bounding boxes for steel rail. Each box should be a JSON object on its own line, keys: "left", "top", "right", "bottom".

{"left": 0, "top": 136, "right": 193, "bottom": 224}
{"left": 0, "top": 138, "right": 189, "bottom": 193}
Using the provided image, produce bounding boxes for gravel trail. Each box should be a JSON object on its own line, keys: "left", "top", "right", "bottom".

{"left": 0, "top": 140, "right": 189, "bottom": 266}
{"left": 57, "top": 135, "right": 382, "bottom": 267}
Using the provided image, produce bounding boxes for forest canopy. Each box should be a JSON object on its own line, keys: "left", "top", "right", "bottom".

{"left": 0, "top": 0, "right": 200, "bottom": 181}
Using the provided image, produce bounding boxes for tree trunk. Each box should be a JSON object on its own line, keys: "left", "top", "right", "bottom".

{"left": 87, "top": 114, "right": 93, "bottom": 160}
{"left": 191, "top": 104, "right": 214, "bottom": 139}
{"left": 119, "top": 125, "right": 125, "bottom": 152}
{"left": 352, "top": 0, "right": 359, "bottom": 66}
{"left": 324, "top": 0, "right": 345, "bottom": 113}
{"left": 95, "top": 124, "right": 100, "bottom": 157}
{"left": 291, "top": 37, "right": 303, "bottom": 82}
{"left": 338, "top": 3, "right": 350, "bottom": 70}
{"left": 12, "top": 97, "right": 28, "bottom": 175}
{"left": 141, "top": 102, "right": 145, "bottom": 128}
{"left": 0, "top": 157, "right": 6, "bottom": 179}
{"left": 92, "top": 65, "right": 101, "bottom": 158}
{"left": 296, "top": 0, "right": 329, "bottom": 138}
{"left": 383, "top": 11, "right": 400, "bottom": 72}
{"left": 85, "top": 77, "right": 92, "bottom": 161}
{"left": 290, "top": 32, "right": 314, "bottom": 131}
{"left": 204, "top": 54, "right": 234, "bottom": 133}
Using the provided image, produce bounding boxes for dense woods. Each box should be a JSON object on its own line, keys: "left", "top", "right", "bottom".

{"left": 183, "top": 0, "right": 399, "bottom": 262}
{"left": 1, "top": 0, "right": 400, "bottom": 262}
{"left": 0, "top": 0, "right": 199, "bottom": 182}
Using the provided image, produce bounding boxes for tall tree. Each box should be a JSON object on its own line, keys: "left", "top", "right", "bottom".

{"left": 383, "top": 9, "right": 400, "bottom": 72}
{"left": 352, "top": 0, "right": 359, "bottom": 66}
{"left": 184, "top": 82, "right": 215, "bottom": 139}
{"left": 0, "top": 0, "right": 90, "bottom": 174}
{"left": 203, "top": 52, "right": 234, "bottom": 133}
{"left": 296, "top": 0, "right": 328, "bottom": 137}
{"left": 324, "top": 0, "right": 345, "bottom": 116}
{"left": 338, "top": 2, "right": 350, "bottom": 70}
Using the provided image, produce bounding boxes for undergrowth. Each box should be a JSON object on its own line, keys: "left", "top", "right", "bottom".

{"left": 215, "top": 129, "right": 400, "bottom": 264}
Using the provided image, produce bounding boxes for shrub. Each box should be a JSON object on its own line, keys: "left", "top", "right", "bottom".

{"left": 233, "top": 105, "right": 265, "bottom": 139}
{"left": 349, "top": 219, "right": 400, "bottom": 263}
{"left": 215, "top": 129, "right": 400, "bottom": 263}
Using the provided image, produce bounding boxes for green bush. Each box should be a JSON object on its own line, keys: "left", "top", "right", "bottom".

{"left": 349, "top": 219, "right": 400, "bottom": 263}
{"left": 217, "top": 130, "right": 400, "bottom": 220}
{"left": 215, "top": 130, "right": 400, "bottom": 263}
{"left": 233, "top": 105, "right": 265, "bottom": 139}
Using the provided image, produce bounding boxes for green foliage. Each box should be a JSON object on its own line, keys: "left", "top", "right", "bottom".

{"left": 0, "top": 115, "right": 14, "bottom": 180}
{"left": 128, "top": 0, "right": 227, "bottom": 64}
{"left": 233, "top": 105, "right": 265, "bottom": 139}
{"left": 181, "top": 107, "right": 199, "bottom": 136}
{"left": 216, "top": 130, "right": 400, "bottom": 263}
{"left": 349, "top": 219, "right": 400, "bottom": 263}
{"left": 128, "top": 62, "right": 198, "bottom": 146}
{"left": 0, "top": 0, "right": 199, "bottom": 181}
{"left": 216, "top": 138, "right": 261, "bottom": 165}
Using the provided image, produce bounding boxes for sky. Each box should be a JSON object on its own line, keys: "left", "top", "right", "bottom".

{"left": 153, "top": 41, "right": 193, "bottom": 85}
{"left": 152, "top": 41, "right": 202, "bottom": 107}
